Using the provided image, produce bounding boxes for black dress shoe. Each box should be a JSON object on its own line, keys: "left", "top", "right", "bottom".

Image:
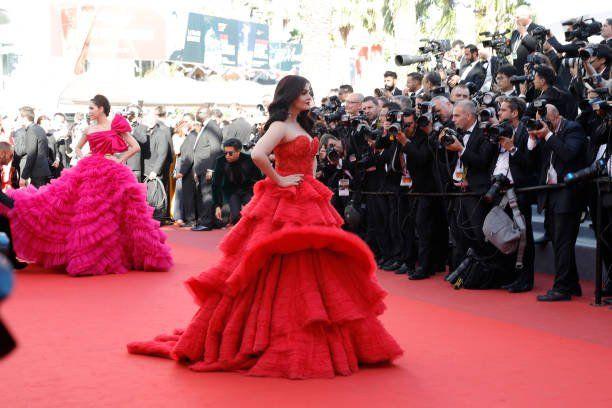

{"left": 570, "top": 285, "right": 582, "bottom": 297}
{"left": 537, "top": 290, "right": 571, "bottom": 302}
{"left": 191, "top": 225, "right": 212, "bottom": 232}
{"left": 12, "top": 260, "right": 28, "bottom": 270}
{"left": 508, "top": 283, "right": 533, "bottom": 293}
{"left": 381, "top": 261, "right": 402, "bottom": 271}
{"left": 534, "top": 235, "right": 550, "bottom": 246}
{"left": 409, "top": 270, "right": 430, "bottom": 280}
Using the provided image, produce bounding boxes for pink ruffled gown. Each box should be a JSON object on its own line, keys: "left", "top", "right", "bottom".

{"left": 0, "top": 115, "right": 173, "bottom": 276}
{"left": 128, "top": 135, "right": 402, "bottom": 379}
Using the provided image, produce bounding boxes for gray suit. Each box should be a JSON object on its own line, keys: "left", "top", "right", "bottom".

{"left": 22, "top": 124, "right": 51, "bottom": 187}
{"left": 128, "top": 123, "right": 148, "bottom": 181}
{"left": 142, "top": 121, "right": 172, "bottom": 220}
{"left": 222, "top": 117, "right": 252, "bottom": 146}
{"left": 175, "top": 132, "right": 197, "bottom": 223}
{"left": 180, "top": 121, "right": 223, "bottom": 226}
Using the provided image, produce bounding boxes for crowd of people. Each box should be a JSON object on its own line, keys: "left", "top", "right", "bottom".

{"left": 0, "top": 7, "right": 610, "bottom": 303}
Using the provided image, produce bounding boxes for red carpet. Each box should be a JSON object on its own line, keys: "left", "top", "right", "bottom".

{"left": 1, "top": 227, "right": 611, "bottom": 407}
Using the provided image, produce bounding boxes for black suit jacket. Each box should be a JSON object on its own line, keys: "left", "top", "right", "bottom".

{"left": 458, "top": 125, "right": 497, "bottom": 194}
{"left": 178, "top": 130, "right": 197, "bottom": 176}
{"left": 21, "top": 124, "right": 51, "bottom": 180}
{"left": 490, "top": 123, "right": 537, "bottom": 188}
{"left": 401, "top": 129, "right": 437, "bottom": 193}
{"left": 530, "top": 119, "right": 588, "bottom": 213}
{"left": 459, "top": 61, "right": 486, "bottom": 92}
{"left": 212, "top": 153, "right": 262, "bottom": 207}
{"left": 142, "top": 121, "right": 172, "bottom": 176}
{"left": 510, "top": 22, "right": 543, "bottom": 71}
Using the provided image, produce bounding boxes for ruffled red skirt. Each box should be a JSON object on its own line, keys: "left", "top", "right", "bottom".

{"left": 128, "top": 176, "right": 402, "bottom": 379}
{"left": 1, "top": 155, "right": 173, "bottom": 276}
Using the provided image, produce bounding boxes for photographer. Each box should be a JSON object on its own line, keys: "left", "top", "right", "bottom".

{"left": 450, "top": 84, "right": 471, "bottom": 103}
{"left": 383, "top": 71, "right": 403, "bottom": 97}
{"left": 395, "top": 110, "right": 448, "bottom": 279}
{"left": 527, "top": 104, "right": 588, "bottom": 301}
{"left": 490, "top": 97, "right": 537, "bottom": 292}
{"left": 585, "top": 102, "right": 612, "bottom": 296}
{"left": 338, "top": 85, "right": 354, "bottom": 103}
{"left": 423, "top": 71, "right": 446, "bottom": 97}
{"left": 495, "top": 64, "right": 519, "bottom": 96}
{"left": 376, "top": 102, "right": 407, "bottom": 272}
{"left": 581, "top": 43, "right": 611, "bottom": 91}
{"left": 362, "top": 96, "right": 382, "bottom": 127}
{"left": 406, "top": 72, "right": 425, "bottom": 99}
{"left": 317, "top": 136, "right": 350, "bottom": 216}
{"left": 439, "top": 100, "right": 496, "bottom": 266}
{"left": 509, "top": 5, "right": 544, "bottom": 71}
{"left": 447, "top": 45, "right": 486, "bottom": 92}
{"left": 528, "top": 64, "right": 578, "bottom": 120}
{"left": 345, "top": 93, "right": 364, "bottom": 116}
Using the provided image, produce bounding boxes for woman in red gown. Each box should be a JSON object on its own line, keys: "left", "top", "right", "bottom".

{"left": 0, "top": 95, "right": 173, "bottom": 276}
{"left": 128, "top": 76, "right": 402, "bottom": 379}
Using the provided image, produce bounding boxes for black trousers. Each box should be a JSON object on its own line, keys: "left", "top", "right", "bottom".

{"left": 415, "top": 196, "right": 449, "bottom": 275}
{"left": 196, "top": 175, "right": 215, "bottom": 227}
{"left": 180, "top": 174, "right": 198, "bottom": 224}
{"left": 454, "top": 195, "right": 491, "bottom": 260}
{"left": 510, "top": 198, "right": 535, "bottom": 285}
{"left": 399, "top": 194, "right": 417, "bottom": 268}
{"left": 227, "top": 190, "right": 253, "bottom": 224}
{"left": 589, "top": 188, "right": 612, "bottom": 287}
{"left": 366, "top": 194, "right": 390, "bottom": 259}
{"left": 0, "top": 215, "right": 19, "bottom": 266}
{"left": 549, "top": 210, "right": 582, "bottom": 294}
{"left": 30, "top": 177, "right": 50, "bottom": 188}
{"left": 384, "top": 190, "right": 403, "bottom": 262}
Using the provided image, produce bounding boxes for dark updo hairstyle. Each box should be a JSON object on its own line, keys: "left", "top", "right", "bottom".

{"left": 263, "top": 75, "right": 314, "bottom": 134}
{"left": 91, "top": 94, "right": 111, "bottom": 116}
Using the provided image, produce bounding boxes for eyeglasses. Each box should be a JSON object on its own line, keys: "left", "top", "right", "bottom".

{"left": 225, "top": 151, "right": 236, "bottom": 156}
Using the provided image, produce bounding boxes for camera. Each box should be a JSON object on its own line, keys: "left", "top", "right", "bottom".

{"left": 395, "top": 54, "right": 430, "bottom": 67}
{"left": 484, "top": 174, "right": 511, "bottom": 203}
{"left": 483, "top": 120, "right": 513, "bottom": 144}
{"left": 446, "top": 248, "right": 476, "bottom": 285}
{"left": 440, "top": 127, "right": 458, "bottom": 147}
{"left": 395, "top": 39, "right": 451, "bottom": 72}
{"left": 326, "top": 145, "right": 341, "bottom": 163}
{"left": 563, "top": 17, "right": 602, "bottom": 42}
{"left": 510, "top": 74, "right": 534, "bottom": 84}
{"left": 473, "top": 91, "right": 498, "bottom": 107}
{"left": 524, "top": 118, "right": 544, "bottom": 131}
{"left": 478, "top": 107, "right": 497, "bottom": 123}
{"left": 564, "top": 158, "right": 609, "bottom": 184}
{"left": 533, "top": 99, "right": 548, "bottom": 119}
{"left": 480, "top": 30, "right": 512, "bottom": 57}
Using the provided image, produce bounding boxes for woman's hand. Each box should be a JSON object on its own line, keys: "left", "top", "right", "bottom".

{"left": 276, "top": 173, "right": 303, "bottom": 188}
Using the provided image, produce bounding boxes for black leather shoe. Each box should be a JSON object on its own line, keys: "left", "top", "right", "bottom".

{"left": 11, "top": 259, "right": 28, "bottom": 270}
{"left": 381, "top": 261, "right": 402, "bottom": 271}
{"left": 570, "top": 285, "right": 582, "bottom": 297}
{"left": 376, "top": 258, "right": 388, "bottom": 268}
{"left": 537, "top": 290, "right": 571, "bottom": 302}
{"left": 191, "top": 225, "right": 212, "bottom": 232}
{"left": 534, "top": 235, "right": 550, "bottom": 246}
{"left": 393, "top": 263, "right": 407, "bottom": 274}
{"left": 602, "top": 285, "right": 612, "bottom": 297}
{"left": 409, "top": 271, "right": 430, "bottom": 280}
{"left": 508, "top": 283, "right": 533, "bottom": 293}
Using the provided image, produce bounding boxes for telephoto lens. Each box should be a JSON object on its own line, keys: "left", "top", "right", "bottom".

{"left": 446, "top": 248, "right": 476, "bottom": 284}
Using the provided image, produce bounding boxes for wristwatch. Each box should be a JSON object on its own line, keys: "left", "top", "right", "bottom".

{"left": 509, "top": 147, "right": 518, "bottom": 155}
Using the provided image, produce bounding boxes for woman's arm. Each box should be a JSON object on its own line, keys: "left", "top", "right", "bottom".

{"left": 251, "top": 122, "right": 303, "bottom": 188}
{"left": 75, "top": 132, "right": 89, "bottom": 159}
{"left": 113, "top": 132, "right": 141, "bottom": 164}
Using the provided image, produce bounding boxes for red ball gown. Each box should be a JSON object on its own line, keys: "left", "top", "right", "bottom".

{"left": 0, "top": 115, "right": 173, "bottom": 276}
{"left": 128, "top": 135, "right": 402, "bottom": 379}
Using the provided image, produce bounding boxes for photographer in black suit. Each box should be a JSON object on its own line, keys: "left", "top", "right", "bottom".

{"left": 447, "top": 45, "right": 486, "bottom": 92}
{"left": 492, "top": 97, "right": 538, "bottom": 292}
{"left": 529, "top": 65, "right": 578, "bottom": 120}
{"left": 509, "top": 5, "right": 543, "bottom": 72}
{"left": 439, "top": 100, "right": 496, "bottom": 265}
{"left": 527, "top": 104, "right": 587, "bottom": 301}
{"left": 19, "top": 107, "right": 51, "bottom": 188}
{"left": 190, "top": 110, "right": 224, "bottom": 231}
{"left": 396, "top": 110, "right": 448, "bottom": 279}
{"left": 175, "top": 114, "right": 198, "bottom": 227}
{"left": 212, "top": 138, "right": 262, "bottom": 225}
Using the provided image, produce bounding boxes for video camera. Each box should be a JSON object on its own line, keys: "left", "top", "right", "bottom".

{"left": 563, "top": 17, "right": 602, "bottom": 42}
{"left": 480, "top": 30, "right": 512, "bottom": 57}
{"left": 395, "top": 39, "right": 451, "bottom": 72}
{"left": 484, "top": 174, "right": 512, "bottom": 203}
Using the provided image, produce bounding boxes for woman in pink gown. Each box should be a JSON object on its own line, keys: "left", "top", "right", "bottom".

{"left": 0, "top": 95, "right": 173, "bottom": 276}
{"left": 128, "top": 76, "right": 402, "bottom": 379}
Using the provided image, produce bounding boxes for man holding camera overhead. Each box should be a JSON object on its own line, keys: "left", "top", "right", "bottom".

{"left": 527, "top": 104, "right": 588, "bottom": 301}
{"left": 509, "top": 5, "right": 543, "bottom": 72}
